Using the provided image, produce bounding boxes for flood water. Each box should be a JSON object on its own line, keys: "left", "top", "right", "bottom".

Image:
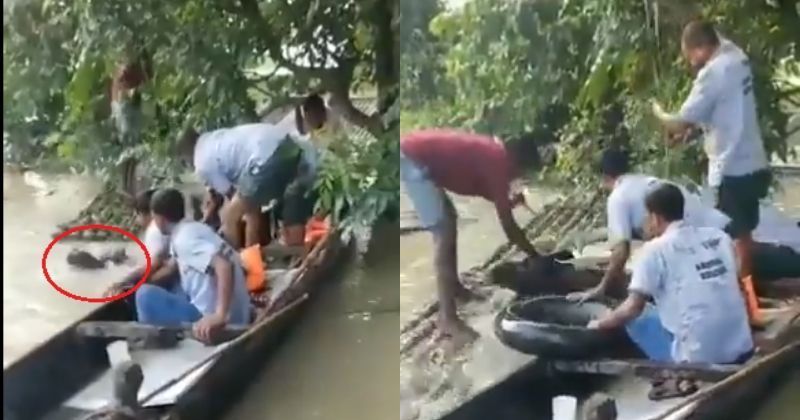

{"left": 2, "top": 170, "right": 143, "bottom": 368}
{"left": 224, "top": 221, "right": 399, "bottom": 420}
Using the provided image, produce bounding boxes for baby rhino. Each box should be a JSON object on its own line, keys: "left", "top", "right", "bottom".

{"left": 67, "top": 248, "right": 129, "bottom": 270}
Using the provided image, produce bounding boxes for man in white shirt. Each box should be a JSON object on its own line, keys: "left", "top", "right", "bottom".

{"left": 104, "top": 189, "right": 182, "bottom": 297}
{"left": 652, "top": 20, "right": 771, "bottom": 279}
{"left": 178, "top": 94, "right": 326, "bottom": 249}
{"left": 135, "top": 189, "right": 251, "bottom": 342}
{"left": 570, "top": 149, "right": 732, "bottom": 302}
{"left": 588, "top": 183, "right": 753, "bottom": 367}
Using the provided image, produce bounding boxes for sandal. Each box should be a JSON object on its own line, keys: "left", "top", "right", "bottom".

{"left": 648, "top": 378, "right": 698, "bottom": 401}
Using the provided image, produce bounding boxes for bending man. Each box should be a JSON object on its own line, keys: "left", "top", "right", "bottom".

{"left": 400, "top": 129, "right": 544, "bottom": 343}
{"left": 178, "top": 94, "right": 326, "bottom": 249}
{"left": 588, "top": 183, "right": 753, "bottom": 367}
{"left": 571, "top": 149, "right": 730, "bottom": 302}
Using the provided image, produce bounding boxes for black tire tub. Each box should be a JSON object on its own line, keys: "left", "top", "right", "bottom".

{"left": 494, "top": 295, "right": 629, "bottom": 359}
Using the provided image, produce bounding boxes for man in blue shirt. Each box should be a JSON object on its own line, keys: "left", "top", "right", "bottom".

{"left": 135, "top": 189, "right": 251, "bottom": 342}
{"left": 178, "top": 94, "right": 326, "bottom": 249}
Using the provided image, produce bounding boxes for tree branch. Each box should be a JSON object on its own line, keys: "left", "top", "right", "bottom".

{"left": 237, "top": 0, "right": 358, "bottom": 91}
{"left": 328, "top": 88, "right": 384, "bottom": 137}
{"left": 235, "top": 0, "right": 384, "bottom": 135}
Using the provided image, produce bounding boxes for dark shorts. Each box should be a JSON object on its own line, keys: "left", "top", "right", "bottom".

{"left": 278, "top": 180, "right": 318, "bottom": 226}
{"left": 717, "top": 169, "right": 771, "bottom": 238}
{"left": 238, "top": 138, "right": 303, "bottom": 208}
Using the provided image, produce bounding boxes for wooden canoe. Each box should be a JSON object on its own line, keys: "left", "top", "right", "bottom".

{"left": 3, "top": 232, "right": 349, "bottom": 420}
{"left": 436, "top": 287, "right": 800, "bottom": 420}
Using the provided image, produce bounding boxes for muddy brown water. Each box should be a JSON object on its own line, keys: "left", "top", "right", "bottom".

{"left": 223, "top": 221, "right": 400, "bottom": 420}
{"left": 2, "top": 170, "right": 143, "bottom": 368}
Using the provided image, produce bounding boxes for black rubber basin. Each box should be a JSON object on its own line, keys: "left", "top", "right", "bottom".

{"left": 494, "top": 295, "right": 628, "bottom": 359}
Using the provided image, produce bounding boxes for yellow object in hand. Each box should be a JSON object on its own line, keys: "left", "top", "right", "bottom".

{"left": 651, "top": 100, "right": 669, "bottom": 120}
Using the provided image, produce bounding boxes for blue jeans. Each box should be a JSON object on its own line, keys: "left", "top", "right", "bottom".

{"left": 625, "top": 304, "right": 674, "bottom": 362}
{"left": 135, "top": 284, "right": 202, "bottom": 326}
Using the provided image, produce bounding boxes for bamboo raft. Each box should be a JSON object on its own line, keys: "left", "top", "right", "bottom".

{"left": 400, "top": 189, "right": 608, "bottom": 356}
{"left": 3, "top": 228, "right": 350, "bottom": 420}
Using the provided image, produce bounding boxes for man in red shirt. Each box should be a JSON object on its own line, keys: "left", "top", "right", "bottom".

{"left": 401, "top": 129, "right": 543, "bottom": 343}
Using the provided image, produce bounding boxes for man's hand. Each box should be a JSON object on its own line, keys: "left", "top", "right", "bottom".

{"left": 651, "top": 99, "right": 694, "bottom": 138}
{"left": 666, "top": 130, "right": 687, "bottom": 147}
{"left": 193, "top": 313, "right": 226, "bottom": 344}
{"left": 567, "top": 284, "right": 606, "bottom": 304}
{"left": 202, "top": 188, "right": 223, "bottom": 219}
{"left": 651, "top": 100, "right": 669, "bottom": 121}
{"left": 103, "top": 281, "right": 131, "bottom": 298}
{"left": 510, "top": 192, "right": 526, "bottom": 209}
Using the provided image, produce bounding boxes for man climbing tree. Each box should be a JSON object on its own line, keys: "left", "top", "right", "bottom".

{"left": 111, "top": 47, "right": 152, "bottom": 196}
{"left": 111, "top": 48, "right": 151, "bottom": 147}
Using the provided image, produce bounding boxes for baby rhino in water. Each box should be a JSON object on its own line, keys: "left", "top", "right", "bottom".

{"left": 67, "top": 248, "right": 129, "bottom": 270}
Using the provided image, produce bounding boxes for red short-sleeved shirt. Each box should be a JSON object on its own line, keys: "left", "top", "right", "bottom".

{"left": 401, "top": 129, "right": 516, "bottom": 213}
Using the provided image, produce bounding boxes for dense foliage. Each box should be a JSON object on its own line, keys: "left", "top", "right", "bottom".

{"left": 4, "top": 0, "right": 399, "bottom": 230}
{"left": 401, "top": 0, "right": 800, "bottom": 185}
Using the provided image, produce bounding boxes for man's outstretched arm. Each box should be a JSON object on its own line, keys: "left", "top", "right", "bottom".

{"left": 496, "top": 204, "right": 539, "bottom": 258}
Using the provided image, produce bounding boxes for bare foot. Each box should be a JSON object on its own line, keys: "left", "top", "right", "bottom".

{"left": 436, "top": 317, "right": 479, "bottom": 351}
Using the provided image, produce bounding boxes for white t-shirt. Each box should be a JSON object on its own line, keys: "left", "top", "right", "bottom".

{"left": 142, "top": 221, "right": 170, "bottom": 260}
{"left": 193, "top": 123, "right": 318, "bottom": 195}
{"left": 169, "top": 221, "right": 251, "bottom": 325}
{"left": 678, "top": 38, "right": 768, "bottom": 187}
{"left": 630, "top": 222, "right": 753, "bottom": 363}
{"left": 607, "top": 174, "right": 730, "bottom": 242}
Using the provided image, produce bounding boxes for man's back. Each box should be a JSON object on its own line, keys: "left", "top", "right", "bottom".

{"left": 681, "top": 39, "right": 768, "bottom": 184}
{"left": 608, "top": 174, "right": 730, "bottom": 240}
{"left": 400, "top": 129, "right": 513, "bottom": 202}
{"left": 170, "top": 221, "right": 251, "bottom": 325}
{"left": 194, "top": 123, "right": 318, "bottom": 195}
{"left": 633, "top": 223, "right": 752, "bottom": 363}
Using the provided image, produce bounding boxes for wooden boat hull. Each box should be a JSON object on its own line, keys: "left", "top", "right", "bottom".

{"left": 3, "top": 234, "right": 348, "bottom": 420}
{"left": 437, "top": 314, "right": 800, "bottom": 420}
{"left": 436, "top": 345, "right": 800, "bottom": 420}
